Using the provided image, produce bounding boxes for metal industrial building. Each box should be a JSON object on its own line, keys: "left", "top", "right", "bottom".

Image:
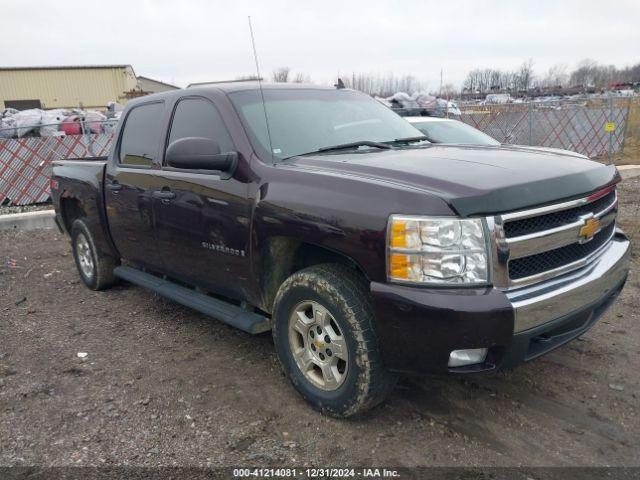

{"left": 137, "top": 76, "right": 180, "bottom": 94}
{"left": 0, "top": 65, "right": 140, "bottom": 110}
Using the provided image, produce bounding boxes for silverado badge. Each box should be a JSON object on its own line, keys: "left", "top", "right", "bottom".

{"left": 579, "top": 217, "right": 601, "bottom": 242}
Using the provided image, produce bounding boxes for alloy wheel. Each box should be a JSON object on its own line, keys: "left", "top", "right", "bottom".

{"left": 288, "top": 300, "right": 349, "bottom": 391}
{"left": 76, "top": 233, "right": 94, "bottom": 278}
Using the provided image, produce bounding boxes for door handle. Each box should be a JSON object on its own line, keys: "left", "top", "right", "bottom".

{"left": 152, "top": 190, "right": 176, "bottom": 201}
{"left": 106, "top": 182, "right": 122, "bottom": 193}
{"left": 186, "top": 198, "right": 204, "bottom": 207}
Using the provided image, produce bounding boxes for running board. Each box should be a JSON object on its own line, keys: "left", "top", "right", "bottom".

{"left": 114, "top": 266, "right": 271, "bottom": 334}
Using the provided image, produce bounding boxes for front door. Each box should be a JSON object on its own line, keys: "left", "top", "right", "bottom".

{"left": 105, "top": 101, "right": 166, "bottom": 270}
{"left": 152, "top": 96, "right": 252, "bottom": 300}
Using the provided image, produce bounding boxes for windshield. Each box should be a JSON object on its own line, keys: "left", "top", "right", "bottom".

{"left": 411, "top": 120, "right": 500, "bottom": 145}
{"left": 229, "top": 88, "right": 424, "bottom": 160}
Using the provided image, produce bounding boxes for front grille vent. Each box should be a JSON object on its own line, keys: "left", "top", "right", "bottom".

{"left": 508, "top": 222, "right": 615, "bottom": 280}
{"left": 504, "top": 191, "right": 616, "bottom": 238}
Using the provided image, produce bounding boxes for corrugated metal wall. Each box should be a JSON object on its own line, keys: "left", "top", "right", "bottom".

{"left": 137, "top": 77, "right": 179, "bottom": 94}
{"left": 0, "top": 66, "right": 139, "bottom": 110}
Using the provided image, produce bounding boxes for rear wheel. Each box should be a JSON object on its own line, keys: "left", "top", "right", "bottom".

{"left": 272, "top": 264, "right": 397, "bottom": 417}
{"left": 70, "top": 219, "right": 117, "bottom": 290}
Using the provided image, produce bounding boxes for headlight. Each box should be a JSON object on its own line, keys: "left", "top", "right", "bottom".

{"left": 387, "top": 215, "right": 489, "bottom": 285}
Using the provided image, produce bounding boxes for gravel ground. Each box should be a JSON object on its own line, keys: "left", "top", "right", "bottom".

{"left": 0, "top": 180, "right": 639, "bottom": 468}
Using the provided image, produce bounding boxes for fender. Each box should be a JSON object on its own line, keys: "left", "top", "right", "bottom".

{"left": 249, "top": 159, "right": 455, "bottom": 296}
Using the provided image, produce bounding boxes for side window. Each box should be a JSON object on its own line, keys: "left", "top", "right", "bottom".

{"left": 167, "top": 98, "right": 234, "bottom": 158}
{"left": 119, "top": 102, "right": 164, "bottom": 167}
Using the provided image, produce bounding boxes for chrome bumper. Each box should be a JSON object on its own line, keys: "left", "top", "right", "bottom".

{"left": 506, "top": 230, "right": 630, "bottom": 333}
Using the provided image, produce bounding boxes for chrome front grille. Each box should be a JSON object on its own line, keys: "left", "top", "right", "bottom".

{"left": 488, "top": 186, "right": 618, "bottom": 289}
{"left": 508, "top": 222, "right": 615, "bottom": 280}
{"left": 503, "top": 190, "right": 616, "bottom": 238}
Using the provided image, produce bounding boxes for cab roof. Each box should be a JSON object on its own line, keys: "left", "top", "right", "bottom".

{"left": 189, "top": 82, "right": 341, "bottom": 93}
{"left": 126, "top": 82, "right": 353, "bottom": 107}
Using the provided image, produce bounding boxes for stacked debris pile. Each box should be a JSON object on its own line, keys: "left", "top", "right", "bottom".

{"left": 380, "top": 92, "right": 461, "bottom": 117}
{"left": 0, "top": 105, "right": 122, "bottom": 139}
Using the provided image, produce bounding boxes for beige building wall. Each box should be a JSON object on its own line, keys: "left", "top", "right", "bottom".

{"left": 137, "top": 76, "right": 179, "bottom": 94}
{"left": 0, "top": 65, "right": 140, "bottom": 110}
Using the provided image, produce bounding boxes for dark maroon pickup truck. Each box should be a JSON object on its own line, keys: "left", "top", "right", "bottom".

{"left": 51, "top": 83, "right": 630, "bottom": 416}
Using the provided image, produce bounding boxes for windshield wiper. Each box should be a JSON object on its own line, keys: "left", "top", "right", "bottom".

{"left": 317, "top": 140, "right": 392, "bottom": 153}
{"left": 383, "top": 136, "right": 430, "bottom": 145}
{"left": 285, "top": 139, "right": 402, "bottom": 160}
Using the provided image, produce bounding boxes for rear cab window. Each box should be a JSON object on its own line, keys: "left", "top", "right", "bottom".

{"left": 118, "top": 102, "right": 165, "bottom": 167}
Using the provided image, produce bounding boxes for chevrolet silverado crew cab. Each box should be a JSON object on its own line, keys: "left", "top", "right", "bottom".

{"left": 51, "top": 83, "right": 630, "bottom": 417}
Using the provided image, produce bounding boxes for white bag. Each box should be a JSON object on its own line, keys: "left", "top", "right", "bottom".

{"left": 0, "top": 116, "right": 17, "bottom": 138}
{"left": 40, "top": 109, "right": 69, "bottom": 137}
{"left": 13, "top": 109, "right": 43, "bottom": 137}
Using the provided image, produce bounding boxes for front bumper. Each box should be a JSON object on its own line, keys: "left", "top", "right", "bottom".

{"left": 371, "top": 230, "right": 630, "bottom": 375}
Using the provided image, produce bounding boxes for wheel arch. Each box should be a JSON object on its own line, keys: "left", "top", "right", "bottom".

{"left": 59, "top": 195, "right": 87, "bottom": 233}
{"left": 259, "top": 236, "right": 370, "bottom": 314}
{"left": 58, "top": 190, "right": 119, "bottom": 262}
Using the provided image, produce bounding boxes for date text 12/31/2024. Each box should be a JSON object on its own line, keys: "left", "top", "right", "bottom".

{"left": 233, "top": 468, "right": 400, "bottom": 478}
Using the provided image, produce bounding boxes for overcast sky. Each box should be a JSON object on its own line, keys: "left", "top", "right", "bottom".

{"left": 3, "top": 0, "right": 638, "bottom": 89}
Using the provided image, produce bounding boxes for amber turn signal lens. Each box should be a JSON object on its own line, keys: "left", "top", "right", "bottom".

{"left": 390, "top": 220, "right": 407, "bottom": 248}
{"left": 389, "top": 253, "right": 409, "bottom": 279}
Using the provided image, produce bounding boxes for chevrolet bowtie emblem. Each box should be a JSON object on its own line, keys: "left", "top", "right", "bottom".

{"left": 579, "top": 217, "right": 600, "bottom": 241}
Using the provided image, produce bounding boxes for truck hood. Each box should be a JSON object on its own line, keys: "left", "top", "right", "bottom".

{"left": 285, "top": 144, "right": 618, "bottom": 216}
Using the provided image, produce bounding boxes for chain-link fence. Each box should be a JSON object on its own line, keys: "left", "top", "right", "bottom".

{"left": 612, "top": 96, "right": 640, "bottom": 165}
{"left": 0, "top": 121, "right": 114, "bottom": 206}
{"left": 459, "top": 96, "right": 632, "bottom": 160}
{"left": 1, "top": 97, "right": 639, "bottom": 206}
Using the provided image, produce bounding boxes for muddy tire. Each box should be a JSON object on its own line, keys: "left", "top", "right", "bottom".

{"left": 70, "top": 219, "right": 117, "bottom": 291}
{"left": 272, "top": 264, "right": 397, "bottom": 417}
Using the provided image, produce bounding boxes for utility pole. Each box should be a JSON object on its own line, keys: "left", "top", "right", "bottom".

{"left": 439, "top": 68, "right": 443, "bottom": 97}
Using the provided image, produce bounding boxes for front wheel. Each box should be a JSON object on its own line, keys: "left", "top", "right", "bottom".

{"left": 272, "top": 264, "right": 397, "bottom": 417}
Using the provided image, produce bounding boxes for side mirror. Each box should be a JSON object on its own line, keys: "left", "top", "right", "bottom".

{"left": 166, "top": 137, "right": 236, "bottom": 171}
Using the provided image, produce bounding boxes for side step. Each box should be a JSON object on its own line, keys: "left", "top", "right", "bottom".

{"left": 114, "top": 266, "right": 271, "bottom": 334}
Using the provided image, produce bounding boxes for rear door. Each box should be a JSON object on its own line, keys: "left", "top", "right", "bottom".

{"left": 152, "top": 96, "right": 253, "bottom": 300}
{"left": 104, "top": 101, "right": 166, "bottom": 270}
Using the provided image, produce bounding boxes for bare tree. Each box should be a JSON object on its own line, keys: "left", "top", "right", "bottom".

{"left": 516, "top": 59, "right": 535, "bottom": 91}
{"left": 343, "top": 72, "right": 428, "bottom": 96}
{"left": 272, "top": 67, "right": 291, "bottom": 83}
{"left": 569, "top": 59, "right": 597, "bottom": 87}
{"left": 293, "top": 72, "right": 311, "bottom": 83}
{"left": 568, "top": 59, "right": 625, "bottom": 89}
{"left": 462, "top": 59, "right": 640, "bottom": 95}
{"left": 540, "top": 64, "right": 569, "bottom": 88}
{"left": 462, "top": 69, "right": 482, "bottom": 93}
{"left": 501, "top": 71, "right": 517, "bottom": 91}
{"left": 235, "top": 74, "right": 262, "bottom": 81}
{"left": 439, "top": 83, "right": 458, "bottom": 98}
{"left": 463, "top": 68, "right": 508, "bottom": 94}
{"left": 619, "top": 62, "right": 640, "bottom": 83}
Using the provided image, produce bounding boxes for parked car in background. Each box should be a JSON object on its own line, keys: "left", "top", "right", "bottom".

{"left": 405, "top": 117, "right": 595, "bottom": 162}
{"left": 485, "top": 93, "right": 511, "bottom": 104}
{"left": 406, "top": 117, "right": 500, "bottom": 145}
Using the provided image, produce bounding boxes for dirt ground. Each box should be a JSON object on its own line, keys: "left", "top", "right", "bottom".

{"left": 1, "top": 180, "right": 639, "bottom": 469}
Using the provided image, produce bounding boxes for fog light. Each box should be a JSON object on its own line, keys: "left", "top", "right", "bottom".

{"left": 448, "top": 348, "right": 488, "bottom": 367}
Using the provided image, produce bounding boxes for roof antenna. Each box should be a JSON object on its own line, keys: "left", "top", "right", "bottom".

{"left": 248, "top": 16, "right": 275, "bottom": 163}
{"left": 334, "top": 78, "right": 346, "bottom": 89}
